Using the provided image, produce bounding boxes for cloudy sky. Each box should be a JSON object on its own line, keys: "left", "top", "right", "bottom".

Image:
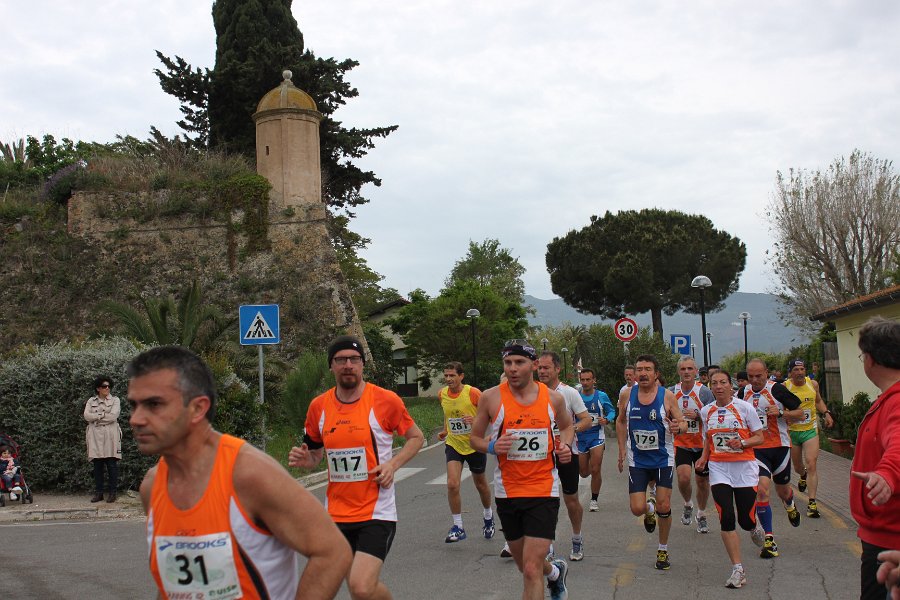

{"left": 3, "top": 1, "right": 899, "bottom": 301}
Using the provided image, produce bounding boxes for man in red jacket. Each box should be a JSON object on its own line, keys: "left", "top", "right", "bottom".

{"left": 850, "top": 316, "right": 900, "bottom": 600}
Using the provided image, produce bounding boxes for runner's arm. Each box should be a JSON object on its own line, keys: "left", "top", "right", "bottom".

{"left": 664, "top": 390, "right": 687, "bottom": 434}
{"left": 469, "top": 387, "right": 495, "bottom": 453}
{"left": 810, "top": 380, "right": 834, "bottom": 428}
{"left": 234, "top": 447, "right": 352, "bottom": 600}
{"left": 600, "top": 393, "right": 616, "bottom": 423}
{"left": 573, "top": 410, "right": 592, "bottom": 435}
{"left": 616, "top": 389, "right": 629, "bottom": 471}
{"left": 371, "top": 423, "right": 424, "bottom": 489}
{"left": 771, "top": 382, "right": 804, "bottom": 420}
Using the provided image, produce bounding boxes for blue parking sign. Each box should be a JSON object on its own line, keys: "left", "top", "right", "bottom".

{"left": 670, "top": 334, "right": 690, "bottom": 356}
{"left": 239, "top": 304, "right": 280, "bottom": 345}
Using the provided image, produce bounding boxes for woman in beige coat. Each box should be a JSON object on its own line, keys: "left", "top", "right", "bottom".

{"left": 84, "top": 375, "right": 122, "bottom": 503}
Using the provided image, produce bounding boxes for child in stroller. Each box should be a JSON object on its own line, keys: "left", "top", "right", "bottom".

{"left": 0, "top": 435, "right": 33, "bottom": 505}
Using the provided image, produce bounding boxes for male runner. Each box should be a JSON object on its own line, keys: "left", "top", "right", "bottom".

{"left": 784, "top": 358, "right": 833, "bottom": 518}
{"left": 735, "top": 371, "right": 750, "bottom": 399}
{"left": 537, "top": 352, "right": 592, "bottom": 562}
{"left": 576, "top": 368, "right": 616, "bottom": 512}
{"left": 620, "top": 365, "right": 636, "bottom": 396}
{"left": 744, "top": 358, "right": 804, "bottom": 559}
{"left": 129, "top": 346, "right": 352, "bottom": 600}
{"left": 696, "top": 369, "right": 766, "bottom": 588}
{"left": 437, "top": 361, "right": 495, "bottom": 542}
{"left": 289, "top": 336, "right": 425, "bottom": 600}
{"left": 670, "top": 356, "right": 715, "bottom": 533}
{"left": 616, "top": 354, "right": 687, "bottom": 570}
{"left": 698, "top": 367, "right": 710, "bottom": 387}
{"left": 470, "top": 340, "right": 574, "bottom": 600}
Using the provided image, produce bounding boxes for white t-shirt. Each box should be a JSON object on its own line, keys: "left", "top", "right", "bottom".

{"left": 555, "top": 382, "right": 588, "bottom": 455}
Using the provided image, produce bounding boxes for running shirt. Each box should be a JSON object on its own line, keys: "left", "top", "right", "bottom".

{"left": 577, "top": 389, "right": 616, "bottom": 443}
{"left": 439, "top": 384, "right": 481, "bottom": 455}
{"left": 699, "top": 400, "right": 762, "bottom": 487}
{"left": 304, "top": 384, "right": 416, "bottom": 523}
{"left": 553, "top": 382, "right": 588, "bottom": 454}
{"left": 488, "top": 381, "right": 559, "bottom": 499}
{"left": 785, "top": 378, "right": 818, "bottom": 432}
{"left": 146, "top": 435, "right": 300, "bottom": 600}
{"left": 671, "top": 382, "right": 713, "bottom": 449}
{"left": 742, "top": 381, "right": 800, "bottom": 449}
{"left": 625, "top": 385, "right": 675, "bottom": 469}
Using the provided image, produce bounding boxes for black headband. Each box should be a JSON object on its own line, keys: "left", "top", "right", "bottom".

{"left": 502, "top": 343, "right": 537, "bottom": 361}
{"left": 327, "top": 335, "right": 365, "bottom": 364}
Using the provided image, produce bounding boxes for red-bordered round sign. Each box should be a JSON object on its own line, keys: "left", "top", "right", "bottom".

{"left": 614, "top": 317, "right": 638, "bottom": 342}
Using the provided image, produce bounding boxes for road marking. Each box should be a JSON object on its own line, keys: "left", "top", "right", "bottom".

{"left": 846, "top": 540, "right": 862, "bottom": 557}
{"left": 816, "top": 503, "right": 848, "bottom": 529}
{"left": 428, "top": 470, "right": 472, "bottom": 485}
{"left": 393, "top": 467, "right": 427, "bottom": 483}
{"left": 611, "top": 562, "right": 637, "bottom": 587}
{"left": 626, "top": 535, "right": 646, "bottom": 553}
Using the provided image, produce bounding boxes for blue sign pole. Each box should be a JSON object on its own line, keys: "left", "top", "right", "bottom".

{"left": 239, "top": 305, "right": 280, "bottom": 452}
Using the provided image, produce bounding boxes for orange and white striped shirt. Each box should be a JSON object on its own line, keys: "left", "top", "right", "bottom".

{"left": 146, "top": 435, "right": 300, "bottom": 600}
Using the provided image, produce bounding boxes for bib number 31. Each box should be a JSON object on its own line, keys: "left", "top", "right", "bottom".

{"left": 156, "top": 532, "right": 241, "bottom": 600}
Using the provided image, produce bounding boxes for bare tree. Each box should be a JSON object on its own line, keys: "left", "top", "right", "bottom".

{"left": 767, "top": 150, "right": 900, "bottom": 329}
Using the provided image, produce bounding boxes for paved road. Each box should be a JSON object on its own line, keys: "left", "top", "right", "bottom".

{"left": 0, "top": 442, "right": 861, "bottom": 598}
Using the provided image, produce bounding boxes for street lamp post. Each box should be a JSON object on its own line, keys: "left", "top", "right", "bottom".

{"left": 561, "top": 347, "right": 569, "bottom": 381}
{"left": 691, "top": 343, "right": 696, "bottom": 359}
{"left": 706, "top": 332, "right": 713, "bottom": 364}
{"left": 541, "top": 338, "right": 549, "bottom": 351}
{"left": 738, "top": 312, "right": 751, "bottom": 369}
{"left": 466, "top": 308, "right": 480, "bottom": 388}
{"left": 691, "top": 275, "right": 712, "bottom": 368}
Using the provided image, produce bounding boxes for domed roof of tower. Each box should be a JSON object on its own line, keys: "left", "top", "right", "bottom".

{"left": 256, "top": 70, "right": 318, "bottom": 113}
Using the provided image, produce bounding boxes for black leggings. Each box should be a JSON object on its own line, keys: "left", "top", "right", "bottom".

{"left": 711, "top": 484, "right": 757, "bottom": 532}
{"left": 92, "top": 458, "right": 119, "bottom": 494}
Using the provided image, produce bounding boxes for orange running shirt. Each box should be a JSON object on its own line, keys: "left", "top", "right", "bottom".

{"left": 488, "top": 381, "right": 559, "bottom": 499}
{"left": 700, "top": 401, "right": 757, "bottom": 463}
{"left": 304, "top": 384, "right": 415, "bottom": 522}
{"left": 673, "top": 382, "right": 706, "bottom": 449}
{"left": 146, "top": 434, "right": 300, "bottom": 600}
{"left": 743, "top": 382, "right": 791, "bottom": 448}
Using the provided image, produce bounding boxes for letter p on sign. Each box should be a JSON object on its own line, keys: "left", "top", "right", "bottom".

{"left": 670, "top": 334, "right": 691, "bottom": 356}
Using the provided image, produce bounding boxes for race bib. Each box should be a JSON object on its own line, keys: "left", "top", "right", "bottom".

{"left": 685, "top": 419, "right": 700, "bottom": 434}
{"left": 589, "top": 412, "right": 600, "bottom": 427}
{"left": 632, "top": 429, "right": 659, "bottom": 451}
{"left": 156, "top": 532, "right": 241, "bottom": 600}
{"left": 712, "top": 432, "right": 742, "bottom": 454}
{"left": 507, "top": 428, "right": 549, "bottom": 461}
{"left": 756, "top": 409, "right": 768, "bottom": 429}
{"left": 799, "top": 409, "right": 812, "bottom": 425}
{"left": 327, "top": 447, "right": 368, "bottom": 482}
{"left": 447, "top": 417, "right": 471, "bottom": 435}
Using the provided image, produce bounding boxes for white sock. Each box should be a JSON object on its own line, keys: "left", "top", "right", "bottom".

{"left": 733, "top": 563, "right": 743, "bottom": 572}
{"left": 452, "top": 514, "right": 463, "bottom": 528}
{"left": 572, "top": 534, "right": 582, "bottom": 542}
{"left": 697, "top": 510, "right": 706, "bottom": 518}
{"left": 484, "top": 507, "right": 493, "bottom": 520}
{"left": 658, "top": 544, "right": 668, "bottom": 551}
{"left": 647, "top": 501, "right": 656, "bottom": 515}
{"left": 548, "top": 564, "right": 560, "bottom": 581}
{"left": 684, "top": 501, "right": 693, "bottom": 509}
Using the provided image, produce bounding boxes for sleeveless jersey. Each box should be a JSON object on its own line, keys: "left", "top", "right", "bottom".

{"left": 743, "top": 382, "right": 791, "bottom": 448}
{"left": 626, "top": 385, "right": 675, "bottom": 469}
{"left": 146, "top": 435, "right": 300, "bottom": 600}
{"left": 440, "top": 384, "right": 480, "bottom": 455}
{"left": 673, "top": 382, "right": 706, "bottom": 449}
{"left": 700, "top": 400, "right": 757, "bottom": 463}
{"left": 488, "top": 381, "right": 559, "bottom": 499}
{"left": 304, "top": 384, "right": 415, "bottom": 522}
{"left": 785, "top": 378, "right": 818, "bottom": 432}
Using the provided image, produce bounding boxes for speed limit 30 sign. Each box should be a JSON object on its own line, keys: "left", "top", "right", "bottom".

{"left": 614, "top": 317, "right": 638, "bottom": 342}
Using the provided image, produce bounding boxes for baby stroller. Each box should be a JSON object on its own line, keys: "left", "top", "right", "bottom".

{"left": 0, "top": 433, "right": 34, "bottom": 506}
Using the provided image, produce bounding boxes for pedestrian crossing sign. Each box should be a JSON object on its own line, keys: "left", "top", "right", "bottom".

{"left": 239, "top": 304, "right": 280, "bottom": 345}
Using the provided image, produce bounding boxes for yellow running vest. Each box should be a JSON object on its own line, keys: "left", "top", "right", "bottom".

{"left": 440, "top": 385, "right": 479, "bottom": 455}
{"left": 785, "top": 378, "right": 817, "bottom": 432}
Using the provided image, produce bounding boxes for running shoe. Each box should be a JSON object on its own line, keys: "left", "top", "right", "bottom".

{"left": 697, "top": 515, "right": 710, "bottom": 534}
{"left": 655, "top": 549, "right": 671, "bottom": 570}
{"left": 725, "top": 567, "right": 747, "bottom": 588}
{"left": 500, "top": 543, "right": 512, "bottom": 558}
{"left": 570, "top": 537, "right": 583, "bottom": 561}
{"left": 589, "top": 499, "right": 599, "bottom": 512}
{"left": 483, "top": 517, "right": 495, "bottom": 539}
{"left": 681, "top": 504, "right": 693, "bottom": 526}
{"left": 750, "top": 520, "right": 765, "bottom": 547}
{"left": 547, "top": 558, "right": 568, "bottom": 600}
{"left": 786, "top": 503, "right": 802, "bottom": 527}
{"left": 798, "top": 471, "right": 808, "bottom": 493}
{"left": 807, "top": 499, "right": 820, "bottom": 518}
{"left": 445, "top": 525, "right": 466, "bottom": 543}
{"left": 760, "top": 536, "right": 779, "bottom": 559}
{"left": 644, "top": 498, "right": 657, "bottom": 533}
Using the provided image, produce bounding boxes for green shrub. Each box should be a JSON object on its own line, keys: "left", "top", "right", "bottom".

{"left": 840, "top": 391, "right": 873, "bottom": 444}
{"left": 280, "top": 351, "right": 331, "bottom": 428}
{"left": 0, "top": 338, "right": 264, "bottom": 492}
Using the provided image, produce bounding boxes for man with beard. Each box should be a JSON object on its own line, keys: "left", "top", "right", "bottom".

{"left": 290, "top": 335, "right": 424, "bottom": 600}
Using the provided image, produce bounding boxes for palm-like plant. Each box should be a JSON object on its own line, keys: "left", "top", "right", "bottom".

{"left": 101, "top": 280, "right": 235, "bottom": 353}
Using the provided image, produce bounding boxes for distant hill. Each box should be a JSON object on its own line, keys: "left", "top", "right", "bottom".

{"left": 524, "top": 292, "right": 809, "bottom": 363}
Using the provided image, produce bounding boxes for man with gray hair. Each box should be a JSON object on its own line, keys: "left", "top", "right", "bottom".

{"left": 848, "top": 316, "right": 900, "bottom": 600}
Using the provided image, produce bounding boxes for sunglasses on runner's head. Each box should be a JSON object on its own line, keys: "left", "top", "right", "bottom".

{"left": 502, "top": 339, "right": 536, "bottom": 360}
